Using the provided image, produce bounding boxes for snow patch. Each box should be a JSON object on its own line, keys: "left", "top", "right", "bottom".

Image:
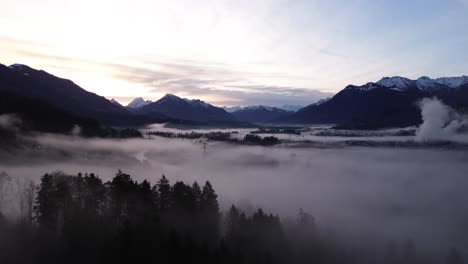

{"left": 127, "top": 97, "right": 153, "bottom": 109}
{"left": 377, "top": 76, "right": 413, "bottom": 90}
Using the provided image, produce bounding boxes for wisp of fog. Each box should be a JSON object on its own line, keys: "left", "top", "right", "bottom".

{"left": 417, "top": 98, "right": 468, "bottom": 142}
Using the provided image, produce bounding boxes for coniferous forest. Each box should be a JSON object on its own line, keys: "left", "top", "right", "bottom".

{"left": 0, "top": 171, "right": 464, "bottom": 264}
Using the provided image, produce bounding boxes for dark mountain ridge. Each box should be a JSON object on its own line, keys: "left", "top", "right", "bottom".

{"left": 279, "top": 76, "right": 468, "bottom": 128}
{"left": 137, "top": 94, "right": 236, "bottom": 123}
{"left": 3, "top": 62, "right": 467, "bottom": 129}
{"left": 231, "top": 106, "right": 293, "bottom": 123}
{"left": 0, "top": 91, "right": 142, "bottom": 138}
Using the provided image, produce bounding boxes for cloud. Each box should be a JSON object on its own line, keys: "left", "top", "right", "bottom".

{"left": 146, "top": 78, "right": 331, "bottom": 106}
{"left": 416, "top": 98, "right": 468, "bottom": 142}
{"left": 3, "top": 42, "right": 332, "bottom": 106}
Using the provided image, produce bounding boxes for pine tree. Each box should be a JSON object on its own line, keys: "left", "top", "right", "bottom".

{"left": 172, "top": 181, "right": 196, "bottom": 212}
{"left": 138, "top": 179, "right": 154, "bottom": 218}
{"left": 83, "top": 173, "right": 106, "bottom": 217}
{"left": 110, "top": 170, "right": 137, "bottom": 218}
{"left": 200, "top": 181, "right": 220, "bottom": 244}
{"left": 157, "top": 175, "right": 171, "bottom": 211}
{"left": 139, "top": 180, "right": 153, "bottom": 205}
{"left": 201, "top": 181, "right": 219, "bottom": 213}
{"left": 192, "top": 181, "right": 202, "bottom": 210}
{"left": 34, "top": 173, "right": 57, "bottom": 228}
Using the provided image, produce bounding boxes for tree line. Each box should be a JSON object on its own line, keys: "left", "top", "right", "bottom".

{"left": 147, "top": 130, "right": 279, "bottom": 146}
{"left": 0, "top": 171, "right": 465, "bottom": 264}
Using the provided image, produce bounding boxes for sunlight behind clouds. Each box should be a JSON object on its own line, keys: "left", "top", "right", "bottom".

{"left": 1, "top": 0, "right": 467, "bottom": 106}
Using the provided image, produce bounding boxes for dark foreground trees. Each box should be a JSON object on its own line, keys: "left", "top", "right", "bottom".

{"left": 0, "top": 170, "right": 465, "bottom": 264}
{"left": 1, "top": 171, "right": 290, "bottom": 264}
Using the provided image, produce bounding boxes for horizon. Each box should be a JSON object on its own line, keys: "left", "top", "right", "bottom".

{"left": 3, "top": 61, "right": 467, "bottom": 107}
{"left": 2, "top": 0, "right": 468, "bottom": 106}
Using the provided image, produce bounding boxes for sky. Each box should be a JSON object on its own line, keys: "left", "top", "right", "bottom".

{"left": 1, "top": 0, "right": 468, "bottom": 107}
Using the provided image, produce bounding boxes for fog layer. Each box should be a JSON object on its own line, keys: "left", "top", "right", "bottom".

{"left": 1, "top": 133, "right": 468, "bottom": 255}
{"left": 1, "top": 97, "right": 468, "bottom": 256}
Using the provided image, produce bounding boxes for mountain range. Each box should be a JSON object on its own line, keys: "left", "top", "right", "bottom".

{"left": 125, "top": 98, "right": 298, "bottom": 123}
{"left": 223, "top": 105, "right": 304, "bottom": 113}
{"left": 281, "top": 76, "right": 468, "bottom": 128}
{"left": 135, "top": 94, "right": 236, "bottom": 123}
{"left": 1, "top": 62, "right": 468, "bottom": 130}
{"left": 231, "top": 106, "right": 293, "bottom": 123}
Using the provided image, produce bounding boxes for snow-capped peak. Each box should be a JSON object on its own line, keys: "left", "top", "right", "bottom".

{"left": 156, "top": 94, "right": 214, "bottom": 109}
{"left": 377, "top": 76, "right": 414, "bottom": 90}
{"left": 127, "top": 97, "right": 153, "bottom": 109}
{"left": 414, "top": 76, "right": 440, "bottom": 91}
{"left": 372, "top": 75, "right": 468, "bottom": 92}
{"left": 433, "top": 76, "right": 468, "bottom": 88}
{"left": 346, "top": 82, "right": 381, "bottom": 91}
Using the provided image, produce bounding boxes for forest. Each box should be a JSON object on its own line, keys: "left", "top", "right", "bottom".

{"left": 0, "top": 170, "right": 464, "bottom": 264}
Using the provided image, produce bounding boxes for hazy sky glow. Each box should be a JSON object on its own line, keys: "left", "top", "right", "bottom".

{"left": 1, "top": 0, "right": 468, "bottom": 106}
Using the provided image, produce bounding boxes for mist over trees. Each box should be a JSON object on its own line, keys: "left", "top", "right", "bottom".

{"left": 1, "top": 129, "right": 467, "bottom": 264}
{"left": 0, "top": 170, "right": 465, "bottom": 264}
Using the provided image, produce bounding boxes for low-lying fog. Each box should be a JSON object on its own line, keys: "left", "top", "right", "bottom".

{"left": 2, "top": 135, "right": 468, "bottom": 253}
{"left": 1, "top": 98, "right": 468, "bottom": 255}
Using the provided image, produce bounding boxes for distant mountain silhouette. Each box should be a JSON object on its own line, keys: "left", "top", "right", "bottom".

{"left": 3, "top": 63, "right": 467, "bottom": 129}
{"left": 127, "top": 97, "right": 153, "bottom": 109}
{"left": 278, "top": 76, "right": 468, "bottom": 128}
{"left": 231, "top": 106, "right": 293, "bottom": 123}
{"left": 278, "top": 104, "right": 305, "bottom": 112}
{"left": 137, "top": 94, "right": 236, "bottom": 122}
{"left": 0, "top": 64, "right": 164, "bottom": 126}
{"left": 222, "top": 106, "right": 244, "bottom": 113}
{"left": 224, "top": 104, "right": 305, "bottom": 113}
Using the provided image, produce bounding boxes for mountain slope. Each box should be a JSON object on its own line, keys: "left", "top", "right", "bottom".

{"left": 137, "top": 94, "right": 236, "bottom": 122}
{"left": 0, "top": 91, "right": 102, "bottom": 135}
{"left": 232, "top": 106, "right": 293, "bottom": 123}
{"left": 110, "top": 98, "right": 124, "bottom": 107}
{"left": 0, "top": 64, "right": 159, "bottom": 126}
{"left": 0, "top": 91, "right": 144, "bottom": 138}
